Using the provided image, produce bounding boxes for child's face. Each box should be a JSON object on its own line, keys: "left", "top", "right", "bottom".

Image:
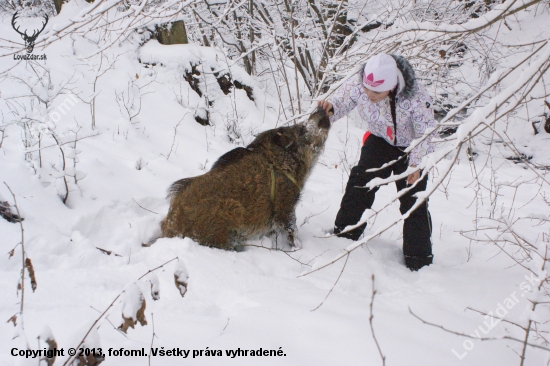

{"left": 363, "top": 86, "right": 391, "bottom": 103}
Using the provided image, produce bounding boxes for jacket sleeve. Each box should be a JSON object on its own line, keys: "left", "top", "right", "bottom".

{"left": 329, "top": 74, "right": 362, "bottom": 123}
{"left": 408, "top": 87, "right": 436, "bottom": 167}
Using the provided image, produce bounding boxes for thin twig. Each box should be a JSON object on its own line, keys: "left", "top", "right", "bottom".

{"left": 138, "top": 257, "right": 179, "bottom": 281}
{"left": 4, "top": 182, "right": 26, "bottom": 335}
{"left": 300, "top": 206, "right": 330, "bottom": 227}
{"left": 465, "top": 307, "right": 524, "bottom": 329}
{"left": 89, "top": 306, "right": 128, "bottom": 338}
{"left": 149, "top": 312, "right": 157, "bottom": 366}
{"left": 369, "top": 275, "right": 385, "bottom": 366}
{"left": 310, "top": 252, "right": 349, "bottom": 311}
{"left": 132, "top": 198, "right": 159, "bottom": 215}
{"left": 223, "top": 318, "right": 230, "bottom": 332}
{"left": 241, "top": 242, "right": 310, "bottom": 266}
{"left": 241, "top": 243, "right": 300, "bottom": 253}
{"left": 95, "top": 247, "right": 123, "bottom": 257}
{"left": 409, "top": 308, "right": 550, "bottom": 353}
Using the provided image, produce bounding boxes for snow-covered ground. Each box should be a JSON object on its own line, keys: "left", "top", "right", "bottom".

{"left": 1, "top": 2, "right": 550, "bottom": 365}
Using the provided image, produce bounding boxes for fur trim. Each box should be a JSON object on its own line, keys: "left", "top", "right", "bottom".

{"left": 391, "top": 54, "right": 416, "bottom": 99}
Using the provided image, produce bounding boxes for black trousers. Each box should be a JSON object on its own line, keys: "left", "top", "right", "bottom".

{"left": 334, "top": 134, "right": 432, "bottom": 258}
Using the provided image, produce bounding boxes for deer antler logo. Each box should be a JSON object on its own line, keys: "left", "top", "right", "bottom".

{"left": 363, "top": 73, "right": 385, "bottom": 88}
{"left": 11, "top": 12, "right": 49, "bottom": 54}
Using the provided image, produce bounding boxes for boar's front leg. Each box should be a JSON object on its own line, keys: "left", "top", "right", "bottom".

{"left": 272, "top": 173, "right": 301, "bottom": 248}
{"left": 273, "top": 208, "right": 299, "bottom": 248}
{"left": 284, "top": 212, "right": 298, "bottom": 248}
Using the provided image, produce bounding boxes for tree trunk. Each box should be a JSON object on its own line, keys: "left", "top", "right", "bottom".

{"left": 53, "top": 0, "right": 63, "bottom": 14}
{"left": 317, "top": 0, "right": 351, "bottom": 93}
{"left": 156, "top": 20, "right": 188, "bottom": 45}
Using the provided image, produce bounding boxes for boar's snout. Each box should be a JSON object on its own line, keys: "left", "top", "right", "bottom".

{"left": 309, "top": 106, "right": 331, "bottom": 130}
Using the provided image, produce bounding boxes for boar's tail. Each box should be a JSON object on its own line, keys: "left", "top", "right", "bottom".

{"left": 167, "top": 177, "right": 194, "bottom": 199}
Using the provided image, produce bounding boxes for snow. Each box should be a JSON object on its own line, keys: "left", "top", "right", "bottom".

{"left": 38, "top": 325, "right": 55, "bottom": 341}
{"left": 121, "top": 284, "right": 146, "bottom": 323}
{"left": 1, "top": 2, "right": 550, "bottom": 365}
{"left": 149, "top": 272, "right": 160, "bottom": 301}
{"left": 174, "top": 260, "right": 189, "bottom": 297}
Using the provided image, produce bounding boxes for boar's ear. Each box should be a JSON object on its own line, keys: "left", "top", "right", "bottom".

{"left": 211, "top": 147, "right": 249, "bottom": 170}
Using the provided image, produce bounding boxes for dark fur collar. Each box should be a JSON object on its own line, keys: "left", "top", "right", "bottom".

{"left": 391, "top": 54, "right": 416, "bottom": 99}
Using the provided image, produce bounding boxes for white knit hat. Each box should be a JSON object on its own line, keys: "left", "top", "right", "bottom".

{"left": 362, "top": 53, "right": 401, "bottom": 93}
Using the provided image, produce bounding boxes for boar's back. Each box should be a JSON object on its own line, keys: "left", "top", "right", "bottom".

{"left": 249, "top": 125, "right": 306, "bottom": 152}
{"left": 211, "top": 147, "right": 251, "bottom": 170}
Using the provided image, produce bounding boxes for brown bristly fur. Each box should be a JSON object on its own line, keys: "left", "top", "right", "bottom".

{"left": 160, "top": 107, "right": 331, "bottom": 250}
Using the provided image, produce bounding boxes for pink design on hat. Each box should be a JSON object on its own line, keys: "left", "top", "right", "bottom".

{"left": 364, "top": 73, "right": 385, "bottom": 88}
{"left": 386, "top": 126, "right": 393, "bottom": 140}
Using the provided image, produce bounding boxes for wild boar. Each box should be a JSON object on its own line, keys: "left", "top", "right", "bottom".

{"left": 160, "top": 107, "right": 330, "bottom": 250}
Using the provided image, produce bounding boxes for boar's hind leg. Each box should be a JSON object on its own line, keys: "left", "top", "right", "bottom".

{"left": 161, "top": 177, "right": 195, "bottom": 239}
{"left": 205, "top": 198, "right": 246, "bottom": 251}
{"left": 160, "top": 212, "right": 183, "bottom": 238}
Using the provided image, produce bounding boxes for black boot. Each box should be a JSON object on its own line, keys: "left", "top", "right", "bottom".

{"left": 333, "top": 223, "right": 366, "bottom": 241}
{"left": 405, "top": 255, "right": 433, "bottom": 271}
